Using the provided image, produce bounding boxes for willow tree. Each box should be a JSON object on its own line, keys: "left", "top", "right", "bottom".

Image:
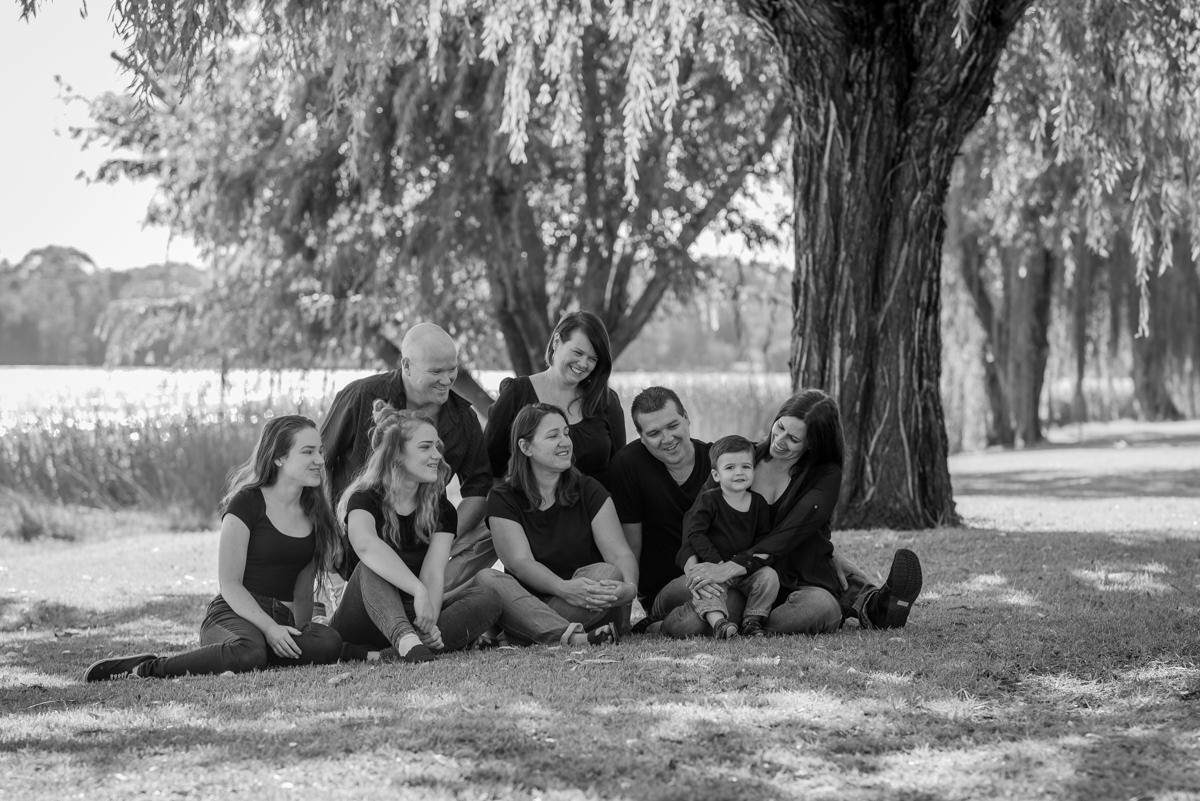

{"left": 20, "top": 0, "right": 1199, "bottom": 526}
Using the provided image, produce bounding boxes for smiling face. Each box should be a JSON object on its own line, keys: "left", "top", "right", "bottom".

{"left": 403, "top": 339, "right": 459, "bottom": 408}
{"left": 769, "top": 415, "right": 808, "bottom": 461}
{"left": 634, "top": 401, "right": 694, "bottom": 469}
{"left": 275, "top": 425, "right": 325, "bottom": 487}
{"left": 712, "top": 449, "right": 755, "bottom": 493}
{"left": 396, "top": 421, "right": 444, "bottom": 484}
{"left": 550, "top": 330, "right": 599, "bottom": 387}
{"left": 519, "top": 412, "right": 574, "bottom": 473}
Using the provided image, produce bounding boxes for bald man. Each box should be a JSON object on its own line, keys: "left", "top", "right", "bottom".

{"left": 321, "top": 323, "right": 493, "bottom": 586}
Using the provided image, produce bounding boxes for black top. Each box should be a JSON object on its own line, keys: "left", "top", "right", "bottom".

{"left": 601, "top": 438, "right": 711, "bottom": 601}
{"left": 224, "top": 488, "right": 314, "bottom": 601}
{"left": 345, "top": 488, "right": 458, "bottom": 578}
{"left": 320, "top": 371, "right": 491, "bottom": 506}
{"left": 487, "top": 474, "right": 610, "bottom": 586}
{"left": 677, "top": 488, "right": 772, "bottom": 570}
{"left": 750, "top": 460, "right": 842, "bottom": 595}
{"left": 484, "top": 376, "right": 626, "bottom": 479}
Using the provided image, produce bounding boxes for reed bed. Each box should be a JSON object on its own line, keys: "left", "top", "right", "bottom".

{"left": 0, "top": 368, "right": 791, "bottom": 537}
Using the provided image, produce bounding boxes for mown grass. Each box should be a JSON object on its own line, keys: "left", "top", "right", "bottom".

{"left": 2, "top": 420, "right": 1199, "bottom": 800}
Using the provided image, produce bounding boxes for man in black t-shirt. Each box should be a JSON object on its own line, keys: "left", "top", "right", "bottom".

{"left": 321, "top": 323, "right": 493, "bottom": 589}
{"left": 602, "top": 386, "right": 714, "bottom": 622}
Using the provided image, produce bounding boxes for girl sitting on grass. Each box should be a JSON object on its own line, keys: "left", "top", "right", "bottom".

{"left": 330, "top": 401, "right": 500, "bottom": 662}
{"left": 84, "top": 415, "right": 343, "bottom": 681}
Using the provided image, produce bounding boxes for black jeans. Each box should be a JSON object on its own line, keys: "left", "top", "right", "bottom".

{"left": 145, "top": 593, "right": 342, "bottom": 678}
{"left": 331, "top": 564, "right": 501, "bottom": 655}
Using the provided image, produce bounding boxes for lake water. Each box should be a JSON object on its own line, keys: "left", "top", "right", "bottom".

{"left": 0, "top": 366, "right": 792, "bottom": 439}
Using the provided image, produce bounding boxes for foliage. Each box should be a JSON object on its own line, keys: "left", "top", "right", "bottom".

{"left": 66, "top": 2, "right": 788, "bottom": 374}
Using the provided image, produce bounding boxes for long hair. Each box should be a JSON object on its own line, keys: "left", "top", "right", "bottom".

{"left": 756, "top": 389, "right": 845, "bottom": 477}
{"left": 544, "top": 310, "right": 614, "bottom": 418}
{"left": 336, "top": 401, "right": 451, "bottom": 548}
{"left": 505, "top": 402, "right": 582, "bottom": 511}
{"left": 221, "top": 414, "right": 340, "bottom": 573}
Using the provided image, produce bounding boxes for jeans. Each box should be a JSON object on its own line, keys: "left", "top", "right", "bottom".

{"left": 766, "top": 554, "right": 881, "bottom": 634}
{"left": 146, "top": 594, "right": 342, "bottom": 677}
{"left": 692, "top": 567, "right": 779, "bottom": 620}
{"left": 331, "top": 563, "right": 500, "bottom": 655}
{"left": 474, "top": 563, "right": 630, "bottom": 645}
{"left": 443, "top": 521, "right": 499, "bottom": 593}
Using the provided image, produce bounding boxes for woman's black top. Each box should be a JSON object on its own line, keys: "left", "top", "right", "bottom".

{"left": 486, "top": 474, "right": 609, "bottom": 586}
{"left": 345, "top": 488, "right": 458, "bottom": 576}
{"left": 749, "top": 461, "right": 842, "bottom": 596}
{"left": 224, "top": 488, "right": 314, "bottom": 601}
{"left": 484, "top": 376, "right": 625, "bottom": 478}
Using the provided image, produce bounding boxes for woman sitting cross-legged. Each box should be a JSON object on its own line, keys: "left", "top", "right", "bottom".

{"left": 84, "top": 415, "right": 343, "bottom": 681}
{"left": 331, "top": 401, "right": 500, "bottom": 662}
{"left": 475, "top": 402, "right": 638, "bottom": 646}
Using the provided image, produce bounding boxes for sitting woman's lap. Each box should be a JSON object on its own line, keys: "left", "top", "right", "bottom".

{"left": 766, "top": 585, "right": 842, "bottom": 635}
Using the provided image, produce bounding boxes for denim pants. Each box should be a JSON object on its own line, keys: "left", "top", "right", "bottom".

{"left": 474, "top": 563, "right": 630, "bottom": 645}
{"left": 691, "top": 566, "right": 779, "bottom": 620}
{"left": 145, "top": 593, "right": 342, "bottom": 677}
{"left": 766, "top": 554, "right": 881, "bottom": 634}
{"left": 331, "top": 563, "right": 500, "bottom": 655}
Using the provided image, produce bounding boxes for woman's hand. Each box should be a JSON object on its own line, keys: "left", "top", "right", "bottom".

{"left": 412, "top": 588, "right": 438, "bottom": 632}
{"left": 686, "top": 562, "right": 740, "bottom": 597}
{"left": 417, "top": 623, "right": 444, "bottom": 651}
{"left": 558, "top": 577, "right": 620, "bottom": 611}
{"left": 265, "top": 623, "right": 303, "bottom": 659}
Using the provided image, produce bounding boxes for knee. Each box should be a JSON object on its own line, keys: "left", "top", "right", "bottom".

{"left": 225, "top": 638, "right": 270, "bottom": 673}
{"left": 661, "top": 603, "right": 707, "bottom": 639}
{"left": 473, "top": 568, "right": 505, "bottom": 589}
{"left": 302, "top": 623, "right": 344, "bottom": 665}
{"left": 767, "top": 588, "right": 842, "bottom": 636}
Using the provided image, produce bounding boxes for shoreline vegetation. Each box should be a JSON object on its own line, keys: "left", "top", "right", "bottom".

{"left": 0, "top": 366, "right": 1153, "bottom": 541}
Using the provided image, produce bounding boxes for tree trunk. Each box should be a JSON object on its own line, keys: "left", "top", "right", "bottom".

{"left": 744, "top": 0, "right": 1031, "bottom": 527}
{"left": 957, "top": 223, "right": 1016, "bottom": 447}
{"left": 1129, "top": 257, "right": 1184, "bottom": 421}
{"left": 1006, "top": 244, "right": 1055, "bottom": 445}
{"left": 1070, "top": 234, "right": 1093, "bottom": 422}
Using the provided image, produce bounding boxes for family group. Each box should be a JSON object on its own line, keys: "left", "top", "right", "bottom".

{"left": 84, "top": 313, "right": 922, "bottom": 681}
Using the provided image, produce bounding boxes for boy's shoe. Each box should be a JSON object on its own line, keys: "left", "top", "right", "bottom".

{"left": 83, "top": 653, "right": 156, "bottom": 682}
{"left": 712, "top": 618, "right": 739, "bottom": 640}
{"left": 630, "top": 616, "right": 658, "bottom": 635}
{"left": 740, "top": 615, "right": 768, "bottom": 638}
{"left": 869, "top": 549, "right": 923, "bottom": 629}
{"left": 586, "top": 622, "right": 619, "bottom": 646}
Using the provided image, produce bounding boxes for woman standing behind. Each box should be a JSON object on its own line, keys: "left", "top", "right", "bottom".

{"left": 331, "top": 402, "right": 500, "bottom": 662}
{"left": 485, "top": 311, "right": 626, "bottom": 478}
{"left": 475, "top": 403, "right": 638, "bottom": 645}
{"left": 84, "top": 416, "right": 343, "bottom": 681}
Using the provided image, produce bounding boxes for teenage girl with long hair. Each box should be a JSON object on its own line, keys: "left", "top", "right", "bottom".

{"left": 331, "top": 401, "right": 500, "bottom": 662}
{"left": 85, "top": 415, "right": 343, "bottom": 680}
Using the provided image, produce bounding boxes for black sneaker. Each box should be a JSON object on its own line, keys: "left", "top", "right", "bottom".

{"left": 586, "top": 622, "right": 619, "bottom": 646}
{"left": 83, "top": 653, "right": 156, "bottom": 682}
{"left": 871, "top": 549, "right": 923, "bottom": 629}
{"left": 712, "top": 618, "right": 739, "bottom": 640}
{"left": 740, "top": 615, "right": 768, "bottom": 638}
{"left": 400, "top": 644, "right": 437, "bottom": 663}
{"left": 629, "top": 616, "right": 658, "bottom": 635}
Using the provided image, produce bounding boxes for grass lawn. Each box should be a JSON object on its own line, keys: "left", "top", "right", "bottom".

{"left": 2, "top": 420, "right": 1199, "bottom": 800}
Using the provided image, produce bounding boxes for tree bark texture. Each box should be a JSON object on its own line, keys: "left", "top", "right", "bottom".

{"left": 741, "top": 0, "right": 1032, "bottom": 527}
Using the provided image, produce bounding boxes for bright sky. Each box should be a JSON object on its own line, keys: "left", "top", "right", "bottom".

{"left": 0, "top": 3, "right": 202, "bottom": 271}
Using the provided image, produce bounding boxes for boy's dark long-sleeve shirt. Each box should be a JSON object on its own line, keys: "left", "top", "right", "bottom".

{"left": 676, "top": 488, "right": 772, "bottom": 571}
